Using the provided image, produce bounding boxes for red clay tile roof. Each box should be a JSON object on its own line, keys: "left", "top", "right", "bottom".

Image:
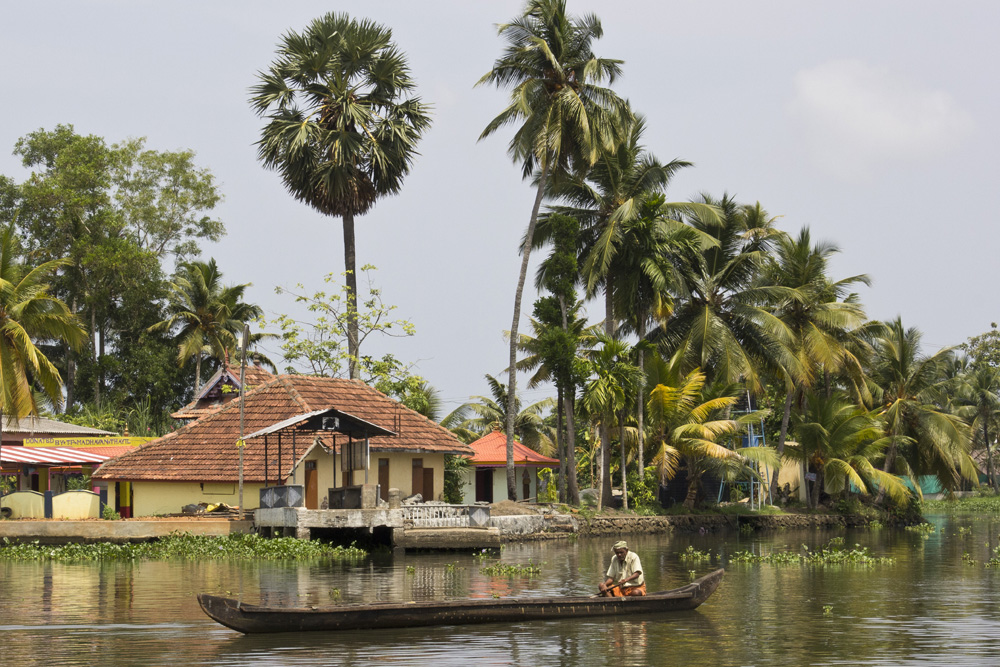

{"left": 82, "top": 446, "right": 137, "bottom": 459}
{"left": 466, "top": 430, "right": 559, "bottom": 466}
{"left": 94, "top": 375, "right": 473, "bottom": 483}
{"left": 171, "top": 364, "right": 276, "bottom": 420}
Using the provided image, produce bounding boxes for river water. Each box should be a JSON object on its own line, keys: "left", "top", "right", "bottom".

{"left": 2, "top": 513, "right": 1000, "bottom": 666}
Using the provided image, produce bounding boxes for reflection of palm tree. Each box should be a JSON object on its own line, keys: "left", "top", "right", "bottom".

{"left": 460, "top": 374, "right": 556, "bottom": 455}
{"left": 251, "top": 13, "right": 431, "bottom": 380}
{"left": 479, "top": 0, "right": 629, "bottom": 499}
{"left": 868, "top": 318, "right": 975, "bottom": 499}
{"left": 788, "top": 390, "right": 909, "bottom": 507}
{"left": 149, "top": 259, "right": 263, "bottom": 394}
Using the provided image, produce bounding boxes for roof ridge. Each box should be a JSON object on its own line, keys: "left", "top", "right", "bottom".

{"left": 278, "top": 375, "right": 313, "bottom": 411}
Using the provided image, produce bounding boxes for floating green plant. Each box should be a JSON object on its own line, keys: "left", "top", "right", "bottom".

{"left": 905, "top": 523, "right": 936, "bottom": 535}
{"left": 0, "top": 533, "right": 366, "bottom": 563}
{"left": 730, "top": 537, "right": 894, "bottom": 566}
{"left": 480, "top": 561, "right": 541, "bottom": 577}
{"left": 679, "top": 546, "right": 712, "bottom": 563}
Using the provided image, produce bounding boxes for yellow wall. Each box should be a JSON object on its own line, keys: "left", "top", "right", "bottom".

{"left": 762, "top": 459, "right": 807, "bottom": 502}
{"left": 0, "top": 491, "right": 44, "bottom": 518}
{"left": 117, "top": 450, "right": 447, "bottom": 515}
{"left": 51, "top": 490, "right": 100, "bottom": 519}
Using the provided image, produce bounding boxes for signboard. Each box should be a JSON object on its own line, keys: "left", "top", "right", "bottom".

{"left": 24, "top": 436, "right": 154, "bottom": 448}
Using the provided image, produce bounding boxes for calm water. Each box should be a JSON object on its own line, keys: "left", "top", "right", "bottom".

{"left": 3, "top": 513, "right": 1000, "bottom": 666}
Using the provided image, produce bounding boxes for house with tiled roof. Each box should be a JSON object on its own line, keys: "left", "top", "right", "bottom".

{"left": 171, "top": 363, "right": 276, "bottom": 421}
{"left": 94, "top": 375, "right": 473, "bottom": 516}
{"left": 460, "top": 428, "right": 559, "bottom": 503}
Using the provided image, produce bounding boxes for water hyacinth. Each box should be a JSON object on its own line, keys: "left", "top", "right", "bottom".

{"left": 479, "top": 561, "right": 541, "bottom": 577}
{"left": 0, "top": 532, "right": 366, "bottom": 563}
{"left": 730, "top": 537, "right": 894, "bottom": 566}
{"left": 679, "top": 546, "right": 713, "bottom": 563}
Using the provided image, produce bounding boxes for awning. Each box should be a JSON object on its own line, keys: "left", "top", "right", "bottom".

{"left": 0, "top": 446, "right": 109, "bottom": 465}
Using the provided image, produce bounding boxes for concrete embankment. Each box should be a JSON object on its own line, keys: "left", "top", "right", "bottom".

{"left": 0, "top": 519, "right": 253, "bottom": 544}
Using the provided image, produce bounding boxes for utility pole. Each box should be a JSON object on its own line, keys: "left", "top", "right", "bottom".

{"left": 238, "top": 324, "right": 249, "bottom": 520}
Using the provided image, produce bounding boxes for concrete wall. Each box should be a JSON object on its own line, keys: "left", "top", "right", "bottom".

{"left": 51, "top": 490, "right": 100, "bottom": 519}
{"left": 1, "top": 490, "right": 44, "bottom": 518}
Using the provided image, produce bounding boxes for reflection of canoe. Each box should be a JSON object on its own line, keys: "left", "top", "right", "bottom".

{"left": 198, "top": 568, "right": 724, "bottom": 634}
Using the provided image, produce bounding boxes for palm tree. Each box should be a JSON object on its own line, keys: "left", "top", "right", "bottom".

{"left": 647, "top": 366, "right": 775, "bottom": 510}
{"left": 251, "top": 13, "right": 431, "bottom": 380}
{"left": 787, "top": 391, "right": 910, "bottom": 508}
{"left": 0, "top": 225, "right": 87, "bottom": 467}
{"left": 652, "top": 195, "right": 791, "bottom": 392}
{"left": 955, "top": 364, "right": 1000, "bottom": 489}
{"left": 762, "top": 227, "right": 871, "bottom": 498}
{"left": 868, "top": 318, "right": 976, "bottom": 500}
{"left": 0, "top": 225, "right": 87, "bottom": 420}
{"left": 580, "top": 334, "right": 643, "bottom": 509}
{"left": 479, "top": 0, "right": 629, "bottom": 499}
{"left": 149, "top": 259, "right": 263, "bottom": 395}
{"left": 460, "top": 374, "right": 556, "bottom": 455}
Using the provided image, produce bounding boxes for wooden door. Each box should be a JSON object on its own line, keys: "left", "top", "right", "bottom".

{"left": 475, "top": 468, "right": 493, "bottom": 503}
{"left": 411, "top": 458, "right": 423, "bottom": 498}
{"left": 423, "top": 468, "right": 434, "bottom": 502}
{"left": 378, "top": 458, "right": 389, "bottom": 501}
{"left": 305, "top": 460, "right": 318, "bottom": 509}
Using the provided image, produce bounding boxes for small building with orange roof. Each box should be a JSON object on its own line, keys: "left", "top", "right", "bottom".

{"left": 461, "top": 428, "right": 558, "bottom": 504}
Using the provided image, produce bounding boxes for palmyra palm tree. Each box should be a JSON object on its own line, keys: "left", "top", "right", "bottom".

{"left": 479, "top": 0, "right": 629, "bottom": 499}
{"left": 251, "top": 12, "right": 431, "bottom": 380}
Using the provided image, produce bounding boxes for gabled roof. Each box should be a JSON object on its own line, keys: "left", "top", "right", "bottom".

{"left": 0, "top": 416, "right": 115, "bottom": 436}
{"left": 466, "top": 429, "right": 559, "bottom": 466}
{"left": 94, "top": 375, "right": 473, "bottom": 483}
{"left": 171, "top": 364, "right": 276, "bottom": 420}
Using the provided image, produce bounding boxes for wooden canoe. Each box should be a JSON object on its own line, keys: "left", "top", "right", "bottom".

{"left": 197, "top": 568, "right": 724, "bottom": 634}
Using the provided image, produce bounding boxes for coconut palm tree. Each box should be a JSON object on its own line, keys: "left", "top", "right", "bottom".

{"left": 0, "top": 224, "right": 87, "bottom": 420}
{"left": 580, "top": 334, "right": 644, "bottom": 509}
{"left": 762, "top": 227, "right": 871, "bottom": 498}
{"left": 459, "top": 374, "right": 556, "bottom": 455}
{"left": 954, "top": 364, "right": 1000, "bottom": 489}
{"left": 787, "top": 390, "right": 910, "bottom": 508}
{"left": 652, "top": 195, "right": 792, "bottom": 392}
{"left": 149, "top": 259, "right": 263, "bottom": 395}
{"left": 251, "top": 13, "right": 431, "bottom": 380}
{"left": 867, "top": 318, "right": 976, "bottom": 500}
{"left": 479, "top": 0, "right": 629, "bottom": 499}
{"left": 647, "top": 365, "right": 776, "bottom": 510}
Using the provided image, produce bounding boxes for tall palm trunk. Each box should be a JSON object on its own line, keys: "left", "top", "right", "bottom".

{"left": 984, "top": 421, "right": 995, "bottom": 490}
{"left": 556, "top": 385, "right": 566, "bottom": 502}
{"left": 597, "top": 421, "right": 608, "bottom": 509}
{"left": 619, "top": 408, "right": 628, "bottom": 509}
{"left": 564, "top": 392, "right": 579, "bottom": 504}
{"left": 599, "top": 280, "right": 615, "bottom": 505}
{"left": 342, "top": 211, "right": 360, "bottom": 381}
{"left": 769, "top": 388, "right": 795, "bottom": 500}
{"left": 505, "top": 160, "right": 551, "bottom": 500}
{"left": 636, "top": 317, "right": 646, "bottom": 474}
{"left": 683, "top": 466, "right": 701, "bottom": 510}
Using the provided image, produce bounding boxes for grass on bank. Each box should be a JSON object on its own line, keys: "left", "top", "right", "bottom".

{"left": 0, "top": 532, "right": 367, "bottom": 563}
{"left": 922, "top": 492, "right": 1000, "bottom": 514}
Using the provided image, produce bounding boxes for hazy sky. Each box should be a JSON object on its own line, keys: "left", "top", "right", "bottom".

{"left": 1, "top": 1, "right": 997, "bottom": 412}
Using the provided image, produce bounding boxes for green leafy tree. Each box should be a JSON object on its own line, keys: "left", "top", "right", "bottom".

{"left": 954, "top": 364, "right": 1000, "bottom": 489}
{"left": 272, "top": 266, "right": 417, "bottom": 392}
{"left": 251, "top": 13, "right": 431, "bottom": 381}
{"left": 962, "top": 323, "right": 1000, "bottom": 370}
{"left": 479, "top": 0, "right": 629, "bottom": 500}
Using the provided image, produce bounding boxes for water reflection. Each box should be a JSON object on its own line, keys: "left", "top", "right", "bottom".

{"left": 2, "top": 515, "right": 1000, "bottom": 665}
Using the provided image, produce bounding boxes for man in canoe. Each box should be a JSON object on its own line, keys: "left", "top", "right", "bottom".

{"left": 598, "top": 540, "right": 646, "bottom": 597}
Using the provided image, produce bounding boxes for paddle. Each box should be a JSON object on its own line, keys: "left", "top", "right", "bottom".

{"left": 590, "top": 581, "right": 623, "bottom": 598}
